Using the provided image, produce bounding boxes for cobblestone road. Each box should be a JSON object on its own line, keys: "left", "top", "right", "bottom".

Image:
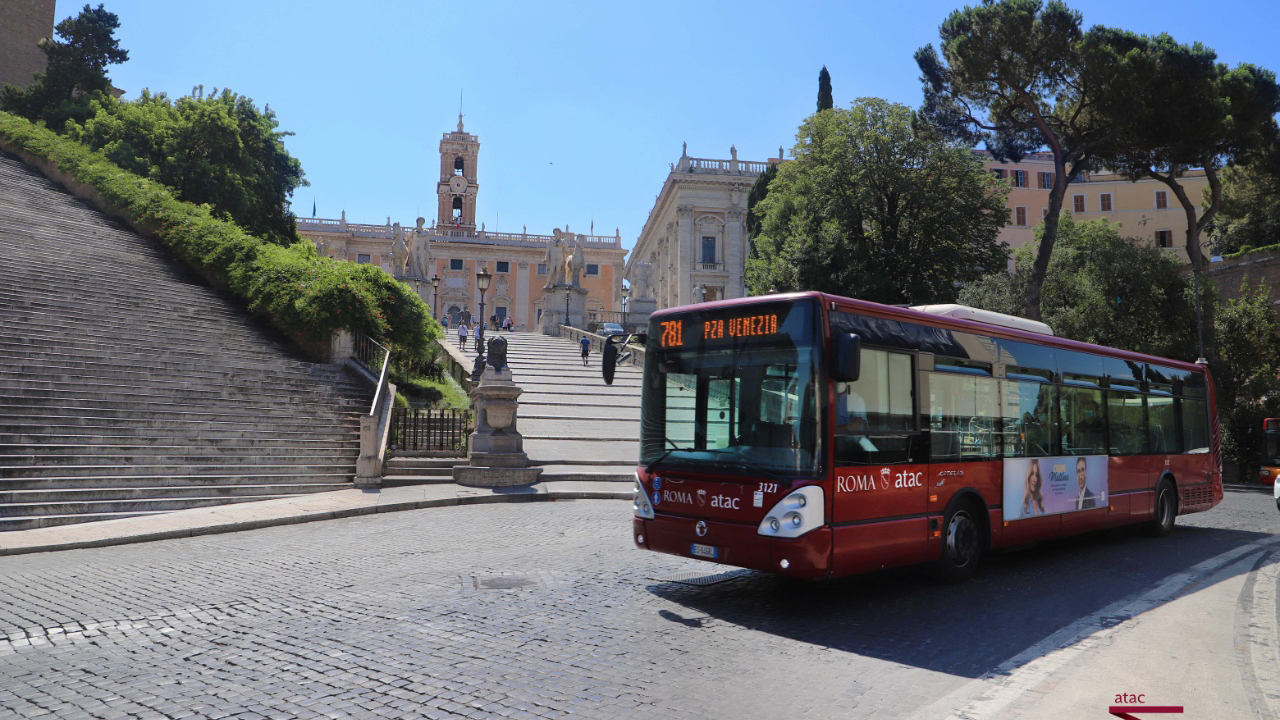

{"left": 0, "top": 488, "right": 1275, "bottom": 719}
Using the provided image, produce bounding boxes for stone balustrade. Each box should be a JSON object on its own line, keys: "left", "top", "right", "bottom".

{"left": 298, "top": 218, "right": 622, "bottom": 248}
{"left": 675, "top": 155, "right": 769, "bottom": 176}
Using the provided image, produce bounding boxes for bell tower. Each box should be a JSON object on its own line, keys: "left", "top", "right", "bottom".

{"left": 437, "top": 114, "right": 479, "bottom": 231}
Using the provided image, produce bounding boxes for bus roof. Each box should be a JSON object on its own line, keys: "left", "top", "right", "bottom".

{"left": 650, "top": 291, "right": 1209, "bottom": 374}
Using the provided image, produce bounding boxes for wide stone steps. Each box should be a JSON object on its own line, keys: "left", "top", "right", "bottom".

{"left": 0, "top": 461, "right": 357, "bottom": 479}
{"left": 0, "top": 362, "right": 365, "bottom": 394}
{"left": 0, "top": 404, "right": 360, "bottom": 425}
{"left": 0, "top": 350, "right": 356, "bottom": 385}
{"left": 0, "top": 394, "right": 364, "bottom": 419}
{"left": 0, "top": 376, "right": 369, "bottom": 408}
{"left": 0, "top": 483, "right": 349, "bottom": 504}
{"left": 0, "top": 450, "right": 358, "bottom": 466}
{"left": 0, "top": 150, "right": 368, "bottom": 527}
{"left": 0, "top": 332, "right": 316, "bottom": 367}
{"left": 1, "top": 294, "right": 294, "bottom": 344}
{"left": 381, "top": 457, "right": 460, "bottom": 487}
{"left": 487, "top": 332, "right": 642, "bottom": 481}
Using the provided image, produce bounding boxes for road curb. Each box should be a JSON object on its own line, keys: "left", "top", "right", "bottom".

{"left": 0, "top": 487, "right": 631, "bottom": 557}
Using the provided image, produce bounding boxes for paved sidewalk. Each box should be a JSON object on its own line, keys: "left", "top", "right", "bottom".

{"left": 0, "top": 480, "right": 631, "bottom": 556}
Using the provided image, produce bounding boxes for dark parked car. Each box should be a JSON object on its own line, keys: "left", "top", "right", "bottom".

{"left": 598, "top": 322, "right": 626, "bottom": 337}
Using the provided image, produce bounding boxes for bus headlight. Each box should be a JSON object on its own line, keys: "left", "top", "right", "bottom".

{"left": 758, "top": 485, "right": 823, "bottom": 538}
{"left": 633, "top": 475, "right": 654, "bottom": 519}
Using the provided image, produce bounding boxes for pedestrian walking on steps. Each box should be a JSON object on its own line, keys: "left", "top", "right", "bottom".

{"left": 472, "top": 322, "right": 481, "bottom": 349}
{"left": 580, "top": 336, "right": 591, "bottom": 366}
{"left": 458, "top": 321, "right": 468, "bottom": 351}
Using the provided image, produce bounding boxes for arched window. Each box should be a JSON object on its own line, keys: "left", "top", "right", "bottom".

{"left": 452, "top": 196, "right": 463, "bottom": 220}
{"left": 454, "top": 157, "right": 464, "bottom": 176}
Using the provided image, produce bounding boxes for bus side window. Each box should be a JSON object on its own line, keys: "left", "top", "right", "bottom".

{"left": 1180, "top": 398, "right": 1209, "bottom": 453}
{"left": 929, "top": 372, "right": 998, "bottom": 461}
{"left": 1106, "top": 389, "right": 1147, "bottom": 455}
{"left": 1147, "top": 394, "right": 1178, "bottom": 454}
{"left": 1060, "top": 386, "right": 1104, "bottom": 455}
{"left": 834, "top": 349, "right": 915, "bottom": 465}
{"left": 1001, "top": 380, "right": 1056, "bottom": 457}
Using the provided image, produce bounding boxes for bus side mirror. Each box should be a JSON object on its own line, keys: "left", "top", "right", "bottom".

{"left": 832, "top": 333, "right": 860, "bottom": 382}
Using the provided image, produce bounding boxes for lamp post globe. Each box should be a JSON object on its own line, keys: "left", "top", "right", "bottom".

{"left": 476, "top": 266, "right": 492, "bottom": 347}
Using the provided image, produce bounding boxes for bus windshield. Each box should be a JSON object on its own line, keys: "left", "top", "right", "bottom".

{"left": 640, "top": 299, "right": 821, "bottom": 478}
{"left": 1266, "top": 427, "right": 1280, "bottom": 466}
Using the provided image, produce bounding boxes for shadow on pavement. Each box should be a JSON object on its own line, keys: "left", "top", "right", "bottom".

{"left": 646, "top": 523, "right": 1273, "bottom": 679}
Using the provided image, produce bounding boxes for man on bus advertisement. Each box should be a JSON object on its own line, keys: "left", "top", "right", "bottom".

{"left": 1003, "top": 456, "right": 1108, "bottom": 519}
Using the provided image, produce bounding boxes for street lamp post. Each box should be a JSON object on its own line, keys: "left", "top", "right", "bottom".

{"left": 620, "top": 285, "right": 630, "bottom": 330}
{"left": 476, "top": 265, "right": 492, "bottom": 349}
{"left": 430, "top": 274, "right": 440, "bottom": 320}
{"left": 1192, "top": 240, "right": 1225, "bottom": 365}
{"left": 564, "top": 291, "right": 571, "bottom": 328}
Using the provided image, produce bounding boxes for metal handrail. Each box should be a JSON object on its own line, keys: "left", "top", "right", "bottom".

{"left": 355, "top": 335, "right": 391, "bottom": 416}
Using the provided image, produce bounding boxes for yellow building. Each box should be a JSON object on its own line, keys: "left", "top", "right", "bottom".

{"left": 297, "top": 117, "right": 626, "bottom": 330}
{"left": 984, "top": 151, "right": 1208, "bottom": 266}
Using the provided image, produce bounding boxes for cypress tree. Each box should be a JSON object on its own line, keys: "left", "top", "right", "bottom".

{"left": 817, "top": 66, "right": 833, "bottom": 111}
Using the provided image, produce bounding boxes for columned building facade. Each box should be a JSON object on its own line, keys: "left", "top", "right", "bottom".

{"left": 297, "top": 118, "right": 626, "bottom": 329}
{"left": 628, "top": 146, "right": 778, "bottom": 311}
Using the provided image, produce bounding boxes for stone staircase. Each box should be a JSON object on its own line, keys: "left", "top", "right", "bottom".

{"left": 0, "top": 151, "right": 371, "bottom": 530}
{"left": 494, "top": 331, "right": 641, "bottom": 483}
{"left": 381, "top": 456, "right": 457, "bottom": 486}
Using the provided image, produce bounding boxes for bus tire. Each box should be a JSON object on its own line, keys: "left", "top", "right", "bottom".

{"left": 937, "top": 499, "right": 985, "bottom": 582}
{"left": 1146, "top": 478, "right": 1178, "bottom": 538}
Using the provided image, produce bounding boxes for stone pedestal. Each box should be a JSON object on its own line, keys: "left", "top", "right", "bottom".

{"left": 453, "top": 365, "right": 542, "bottom": 487}
{"left": 540, "top": 285, "right": 588, "bottom": 334}
{"left": 625, "top": 297, "right": 658, "bottom": 332}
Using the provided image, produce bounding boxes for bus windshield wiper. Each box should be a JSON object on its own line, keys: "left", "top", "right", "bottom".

{"left": 645, "top": 440, "right": 697, "bottom": 475}
{"left": 713, "top": 458, "right": 794, "bottom": 488}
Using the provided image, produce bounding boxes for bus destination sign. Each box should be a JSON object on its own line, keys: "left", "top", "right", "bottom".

{"left": 659, "top": 313, "right": 780, "bottom": 348}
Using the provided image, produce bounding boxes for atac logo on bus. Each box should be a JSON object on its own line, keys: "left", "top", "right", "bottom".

{"left": 836, "top": 466, "right": 925, "bottom": 493}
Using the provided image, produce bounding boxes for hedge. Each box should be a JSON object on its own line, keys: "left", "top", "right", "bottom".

{"left": 0, "top": 111, "right": 438, "bottom": 363}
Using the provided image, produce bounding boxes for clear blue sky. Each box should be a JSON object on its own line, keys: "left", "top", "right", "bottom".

{"left": 55, "top": 0, "right": 1280, "bottom": 254}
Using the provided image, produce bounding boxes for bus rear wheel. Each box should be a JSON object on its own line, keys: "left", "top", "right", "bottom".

{"left": 937, "top": 501, "right": 984, "bottom": 582}
{"left": 1146, "top": 479, "right": 1178, "bottom": 537}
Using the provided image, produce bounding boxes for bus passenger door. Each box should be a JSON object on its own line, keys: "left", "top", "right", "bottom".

{"left": 924, "top": 362, "right": 1003, "bottom": 556}
{"left": 830, "top": 348, "right": 929, "bottom": 576}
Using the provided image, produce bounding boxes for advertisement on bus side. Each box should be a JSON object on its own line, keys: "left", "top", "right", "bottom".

{"left": 1003, "top": 456, "right": 1108, "bottom": 520}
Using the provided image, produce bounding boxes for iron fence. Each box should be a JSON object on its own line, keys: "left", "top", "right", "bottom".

{"left": 390, "top": 408, "right": 472, "bottom": 453}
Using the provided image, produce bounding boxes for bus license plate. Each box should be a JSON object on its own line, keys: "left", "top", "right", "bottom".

{"left": 690, "top": 543, "right": 719, "bottom": 559}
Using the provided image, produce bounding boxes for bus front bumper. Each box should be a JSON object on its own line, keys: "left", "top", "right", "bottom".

{"left": 634, "top": 515, "right": 832, "bottom": 581}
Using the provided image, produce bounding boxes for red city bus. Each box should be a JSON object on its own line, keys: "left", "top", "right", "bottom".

{"left": 1262, "top": 419, "right": 1280, "bottom": 485}
{"left": 614, "top": 292, "right": 1221, "bottom": 581}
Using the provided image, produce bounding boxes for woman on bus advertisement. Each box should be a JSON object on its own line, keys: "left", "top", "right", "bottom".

{"left": 1004, "top": 456, "right": 1108, "bottom": 520}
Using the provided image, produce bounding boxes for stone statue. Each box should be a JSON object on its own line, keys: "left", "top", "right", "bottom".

{"left": 390, "top": 222, "right": 409, "bottom": 277}
{"left": 564, "top": 234, "right": 585, "bottom": 288}
{"left": 317, "top": 237, "right": 331, "bottom": 258}
{"left": 487, "top": 336, "right": 508, "bottom": 371}
{"left": 630, "top": 261, "right": 654, "bottom": 300}
{"left": 543, "top": 230, "right": 566, "bottom": 289}
{"left": 409, "top": 216, "right": 431, "bottom": 278}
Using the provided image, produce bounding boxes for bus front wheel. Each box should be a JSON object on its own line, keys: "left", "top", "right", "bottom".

{"left": 937, "top": 500, "right": 985, "bottom": 582}
{"left": 1146, "top": 479, "right": 1178, "bottom": 538}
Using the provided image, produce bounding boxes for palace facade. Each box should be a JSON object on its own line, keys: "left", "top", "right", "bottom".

{"left": 297, "top": 117, "right": 626, "bottom": 329}
{"left": 626, "top": 146, "right": 780, "bottom": 311}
